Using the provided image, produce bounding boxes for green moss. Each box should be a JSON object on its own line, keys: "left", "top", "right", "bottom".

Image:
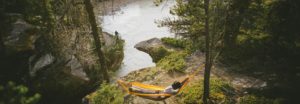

{"left": 178, "top": 78, "right": 283, "bottom": 104}
{"left": 149, "top": 46, "right": 171, "bottom": 62}
{"left": 103, "top": 38, "right": 124, "bottom": 71}
{"left": 89, "top": 83, "right": 124, "bottom": 104}
{"left": 239, "top": 95, "right": 283, "bottom": 104}
{"left": 178, "top": 78, "right": 235, "bottom": 104}
{"left": 157, "top": 52, "right": 188, "bottom": 72}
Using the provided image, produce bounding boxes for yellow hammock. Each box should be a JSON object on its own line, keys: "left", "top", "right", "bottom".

{"left": 117, "top": 64, "right": 204, "bottom": 101}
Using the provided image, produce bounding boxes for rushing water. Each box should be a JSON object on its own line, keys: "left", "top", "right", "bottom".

{"left": 100, "top": 0, "right": 175, "bottom": 77}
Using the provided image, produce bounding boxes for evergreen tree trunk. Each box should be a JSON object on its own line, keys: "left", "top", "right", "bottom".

{"left": 203, "top": 0, "right": 211, "bottom": 103}
{"left": 0, "top": 32, "right": 3, "bottom": 55}
{"left": 0, "top": 13, "right": 3, "bottom": 55}
{"left": 84, "top": 0, "right": 109, "bottom": 82}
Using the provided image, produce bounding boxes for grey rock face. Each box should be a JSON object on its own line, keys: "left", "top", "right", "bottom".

{"left": 134, "top": 38, "right": 163, "bottom": 52}
{"left": 66, "top": 56, "right": 89, "bottom": 81}
{"left": 29, "top": 54, "right": 55, "bottom": 77}
{"left": 3, "top": 18, "right": 37, "bottom": 52}
{"left": 29, "top": 54, "right": 89, "bottom": 81}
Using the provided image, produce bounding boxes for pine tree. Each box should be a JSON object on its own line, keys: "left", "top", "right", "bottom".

{"left": 84, "top": 0, "right": 109, "bottom": 82}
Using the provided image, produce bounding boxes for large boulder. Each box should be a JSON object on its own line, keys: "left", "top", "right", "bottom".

{"left": 29, "top": 54, "right": 89, "bottom": 81}
{"left": 29, "top": 54, "right": 55, "bottom": 77}
{"left": 66, "top": 56, "right": 89, "bottom": 81}
{"left": 134, "top": 38, "right": 173, "bottom": 62}
{"left": 134, "top": 38, "right": 163, "bottom": 52}
{"left": 0, "top": 14, "right": 37, "bottom": 82}
{"left": 2, "top": 16, "right": 38, "bottom": 53}
{"left": 0, "top": 11, "right": 124, "bottom": 103}
{"left": 29, "top": 32, "right": 123, "bottom": 104}
{"left": 30, "top": 54, "right": 92, "bottom": 104}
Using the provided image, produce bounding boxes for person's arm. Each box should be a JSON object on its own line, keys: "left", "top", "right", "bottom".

{"left": 163, "top": 86, "right": 178, "bottom": 95}
{"left": 181, "top": 78, "right": 189, "bottom": 85}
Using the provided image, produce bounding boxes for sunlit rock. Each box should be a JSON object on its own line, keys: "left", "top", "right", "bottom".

{"left": 29, "top": 54, "right": 55, "bottom": 77}
{"left": 135, "top": 38, "right": 173, "bottom": 62}
{"left": 134, "top": 38, "right": 163, "bottom": 52}
{"left": 66, "top": 56, "right": 89, "bottom": 81}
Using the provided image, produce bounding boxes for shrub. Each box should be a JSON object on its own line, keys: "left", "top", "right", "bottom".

{"left": 157, "top": 52, "right": 188, "bottom": 72}
{"left": 150, "top": 46, "right": 171, "bottom": 62}
{"left": 0, "top": 81, "right": 41, "bottom": 104}
{"left": 161, "top": 37, "right": 187, "bottom": 49}
{"left": 103, "top": 38, "right": 124, "bottom": 71}
{"left": 89, "top": 83, "right": 124, "bottom": 104}
{"left": 161, "top": 37, "right": 196, "bottom": 53}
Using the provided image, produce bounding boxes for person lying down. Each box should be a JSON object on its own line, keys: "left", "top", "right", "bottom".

{"left": 126, "top": 78, "right": 189, "bottom": 100}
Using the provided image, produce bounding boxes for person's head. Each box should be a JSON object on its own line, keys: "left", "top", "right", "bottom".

{"left": 171, "top": 81, "right": 182, "bottom": 89}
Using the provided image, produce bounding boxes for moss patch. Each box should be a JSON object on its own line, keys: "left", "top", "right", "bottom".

{"left": 88, "top": 83, "right": 124, "bottom": 104}
{"left": 149, "top": 46, "right": 171, "bottom": 62}
{"left": 178, "top": 78, "right": 235, "bottom": 104}
{"left": 157, "top": 52, "right": 188, "bottom": 72}
{"left": 103, "top": 38, "right": 124, "bottom": 71}
{"left": 239, "top": 95, "right": 283, "bottom": 104}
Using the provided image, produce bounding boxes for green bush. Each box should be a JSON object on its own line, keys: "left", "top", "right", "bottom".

{"left": 161, "top": 37, "right": 196, "bottom": 53}
{"left": 103, "top": 38, "right": 124, "bottom": 71}
{"left": 157, "top": 52, "right": 188, "bottom": 72}
{"left": 0, "top": 81, "right": 41, "bottom": 104}
{"left": 89, "top": 83, "right": 124, "bottom": 104}
{"left": 150, "top": 46, "right": 171, "bottom": 62}
{"left": 161, "top": 37, "right": 187, "bottom": 49}
{"left": 179, "top": 78, "right": 235, "bottom": 104}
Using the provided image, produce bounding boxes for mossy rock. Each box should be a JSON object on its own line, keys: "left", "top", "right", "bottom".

{"left": 157, "top": 52, "right": 188, "bottom": 73}
{"left": 149, "top": 46, "right": 172, "bottom": 62}
{"left": 87, "top": 83, "right": 125, "bottom": 104}
{"left": 178, "top": 78, "right": 236, "bottom": 104}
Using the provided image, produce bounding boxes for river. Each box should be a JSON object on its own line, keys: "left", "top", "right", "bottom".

{"left": 100, "top": 0, "right": 175, "bottom": 77}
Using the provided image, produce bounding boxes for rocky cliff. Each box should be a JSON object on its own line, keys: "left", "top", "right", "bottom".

{"left": 0, "top": 0, "right": 124, "bottom": 103}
